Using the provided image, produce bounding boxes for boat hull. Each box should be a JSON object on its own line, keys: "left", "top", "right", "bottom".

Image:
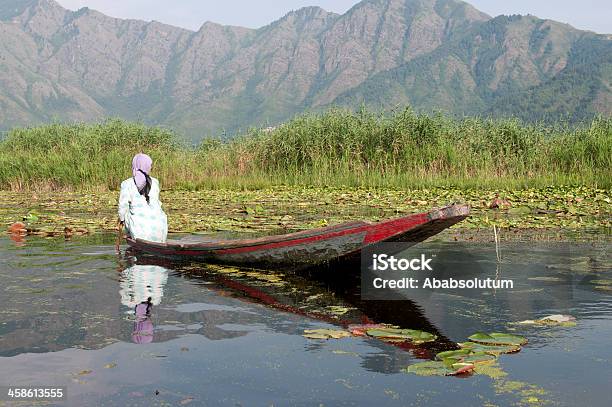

{"left": 126, "top": 204, "right": 470, "bottom": 268}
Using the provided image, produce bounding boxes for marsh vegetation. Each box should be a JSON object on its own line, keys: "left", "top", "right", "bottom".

{"left": 0, "top": 108, "right": 609, "bottom": 190}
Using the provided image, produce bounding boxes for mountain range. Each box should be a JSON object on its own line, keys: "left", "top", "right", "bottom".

{"left": 0, "top": 0, "right": 610, "bottom": 139}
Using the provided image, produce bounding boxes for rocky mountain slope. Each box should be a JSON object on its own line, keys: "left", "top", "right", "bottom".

{"left": 0, "top": 0, "right": 609, "bottom": 138}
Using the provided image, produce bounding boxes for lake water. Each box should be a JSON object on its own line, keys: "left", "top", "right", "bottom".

{"left": 0, "top": 235, "right": 610, "bottom": 406}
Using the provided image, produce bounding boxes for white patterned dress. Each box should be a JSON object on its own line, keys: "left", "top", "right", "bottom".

{"left": 118, "top": 177, "right": 168, "bottom": 243}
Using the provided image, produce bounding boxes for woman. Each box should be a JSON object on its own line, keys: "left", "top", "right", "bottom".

{"left": 118, "top": 153, "right": 168, "bottom": 243}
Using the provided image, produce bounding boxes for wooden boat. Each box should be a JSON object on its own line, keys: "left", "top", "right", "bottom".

{"left": 126, "top": 204, "right": 469, "bottom": 268}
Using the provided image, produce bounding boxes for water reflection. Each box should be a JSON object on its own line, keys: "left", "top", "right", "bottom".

{"left": 139, "top": 255, "right": 458, "bottom": 361}
{"left": 119, "top": 265, "right": 168, "bottom": 309}
{"left": 119, "top": 264, "right": 169, "bottom": 344}
{"left": 1, "top": 236, "right": 611, "bottom": 406}
{"left": 132, "top": 298, "right": 153, "bottom": 344}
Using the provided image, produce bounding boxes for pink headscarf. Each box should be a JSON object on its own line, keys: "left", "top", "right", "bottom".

{"left": 132, "top": 153, "right": 152, "bottom": 190}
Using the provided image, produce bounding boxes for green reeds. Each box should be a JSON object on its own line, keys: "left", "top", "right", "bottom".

{"left": 0, "top": 109, "right": 610, "bottom": 190}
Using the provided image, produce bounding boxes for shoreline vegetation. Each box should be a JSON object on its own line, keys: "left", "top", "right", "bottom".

{"left": 0, "top": 108, "right": 610, "bottom": 190}
{"left": 1, "top": 187, "right": 610, "bottom": 240}
{"left": 0, "top": 108, "right": 610, "bottom": 238}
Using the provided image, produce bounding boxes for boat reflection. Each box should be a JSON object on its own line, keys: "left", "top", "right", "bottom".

{"left": 128, "top": 251, "right": 458, "bottom": 359}
{"left": 126, "top": 239, "right": 611, "bottom": 356}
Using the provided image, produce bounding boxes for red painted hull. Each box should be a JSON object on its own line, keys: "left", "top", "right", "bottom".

{"left": 126, "top": 204, "right": 469, "bottom": 268}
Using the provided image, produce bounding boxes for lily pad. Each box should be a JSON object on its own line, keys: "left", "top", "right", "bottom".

{"left": 303, "top": 328, "right": 351, "bottom": 340}
{"left": 508, "top": 206, "right": 531, "bottom": 215}
{"left": 541, "top": 314, "right": 575, "bottom": 323}
{"left": 468, "top": 332, "right": 528, "bottom": 346}
{"left": 348, "top": 323, "right": 396, "bottom": 337}
{"left": 326, "top": 305, "right": 353, "bottom": 316}
{"left": 517, "top": 314, "right": 576, "bottom": 326}
{"left": 435, "top": 349, "right": 472, "bottom": 360}
{"left": 449, "top": 362, "right": 477, "bottom": 374}
{"left": 23, "top": 213, "right": 39, "bottom": 223}
{"left": 403, "top": 360, "right": 475, "bottom": 376}
{"left": 437, "top": 349, "right": 497, "bottom": 365}
{"left": 459, "top": 342, "right": 521, "bottom": 355}
{"left": 460, "top": 352, "right": 497, "bottom": 364}
{"left": 366, "top": 328, "right": 437, "bottom": 344}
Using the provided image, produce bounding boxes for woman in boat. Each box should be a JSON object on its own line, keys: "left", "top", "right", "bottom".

{"left": 118, "top": 153, "right": 168, "bottom": 243}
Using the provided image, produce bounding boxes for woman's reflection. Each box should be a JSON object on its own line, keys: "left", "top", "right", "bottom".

{"left": 119, "top": 265, "right": 169, "bottom": 344}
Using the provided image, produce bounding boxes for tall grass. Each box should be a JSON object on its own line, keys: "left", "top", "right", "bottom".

{"left": 0, "top": 108, "right": 610, "bottom": 190}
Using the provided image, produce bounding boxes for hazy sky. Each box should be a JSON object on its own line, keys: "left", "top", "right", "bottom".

{"left": 56, "top": 0, "right": 611, "bottom": 34}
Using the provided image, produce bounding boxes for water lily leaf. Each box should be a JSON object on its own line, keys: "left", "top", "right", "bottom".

{"left": 435, "top": 349, "right": 472, "bottom": 360}
{"left": 348, "top": 323, "right": 396, "bottom": 336}
{"left": 460, "top": 352, "right": 497, "bottom": 364}
{"left": 517, "top": 314, "right": 576, "bottom": 326}
{"left": 407, "top": 330, "right": 438, "bottom": 344}
{"left": 364, "top": 328, "right": 405, "bottom": 338}
{"left": 366, "top": 328, "right": 437, "bottom": 344}
{"left": 468, "top": 332, "right": 528, "bottom": 346}
{"left": 450, "top": 362, "right": 477, "bottom": 374}
{"left": 303, "top": 328, "right": 351, "bottom": 340}
{"left": 538, "top": 314, "right": 576, "bottom": 323}
{"left": 326, "top": 305, "right": 353, "bottom": 316}
{"left": 23, "top": 213, "right": 39, "bottom": 224}
{"left": 508, "top": 206, "right": 531, "bottom": 215}
{"left": 403, "top": 361, "right": 453, "bottom": 376}
{"left": 459, "top": 342, "right": 521, "bottom": 355}
{"left": 438, "top": 349, "right": 496, "bottom": 366}
{"left": 403, "top": 361, "right": 474, "bottom": 376}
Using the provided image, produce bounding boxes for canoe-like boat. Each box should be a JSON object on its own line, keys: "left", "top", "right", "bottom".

{"left": 126, "top": 204, "right": 469, "bottom": 268}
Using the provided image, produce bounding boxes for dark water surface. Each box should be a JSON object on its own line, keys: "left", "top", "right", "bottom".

{"left": 0, "top": 235, "right": 610, "bottom": 406}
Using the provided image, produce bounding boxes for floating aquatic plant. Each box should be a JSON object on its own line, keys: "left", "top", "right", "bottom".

{"left": 365, "top": 328, "right": 437, "bottom": 344}
{"left": 467, "top": 332, "right": 528, "bottom": 346}
{"left": 458, "top": 342, "right": 521, "bottom": 355}
{"left": 2, "top": 186, "right": 610, "bottom": 241}
{"left": 302, "top": 329, "right": 351, "bottom": 340}
{"left": 405, "top": 330, "right": 528, "bottom": 377}
{"left": 326, "top": 306, "right": 354, "bottom": 316}
{"left": 436, "top": 349, "right": 497, "bottom": 368}
{"left": 403, "top": 360, "right": 475, "bottom": 376}
{"left": 458, "top": 352, "right": 497, "bottom": 364}
{"left": 517, "top": 314, "right": 576, "bottom": 326}
{"left": 347, "top": 324, "right": 396, "bottom": 337}
{"left": 435, "top": 349, "right": 472, "bottom": 360}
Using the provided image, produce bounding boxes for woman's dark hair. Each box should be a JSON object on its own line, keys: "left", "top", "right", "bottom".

{"left": 137, "top": 169, "right": 152, "bottom": 204}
